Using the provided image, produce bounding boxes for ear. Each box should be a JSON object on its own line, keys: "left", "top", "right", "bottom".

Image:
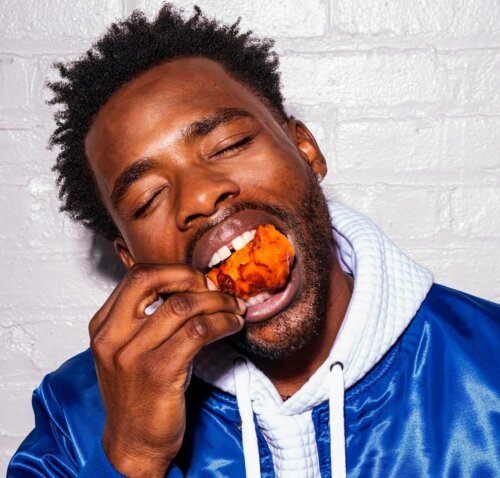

{"left": 286, "top": 119, "right": 327, "bottom": 179}
{"left": 113, "top": 236, "right": 136, "bottom": 269}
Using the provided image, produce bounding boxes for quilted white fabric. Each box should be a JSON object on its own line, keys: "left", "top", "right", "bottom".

{"left": 194, "top": 200, "right": 434, "bottom": 477}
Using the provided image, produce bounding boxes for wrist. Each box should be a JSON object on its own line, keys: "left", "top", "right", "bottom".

{"left": 103, "top": 441, "right": 172, "bottom": 478}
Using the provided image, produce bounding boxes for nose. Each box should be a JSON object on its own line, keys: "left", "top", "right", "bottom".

{"left": 176, "top": 167, "right": 240, "bottom": 230}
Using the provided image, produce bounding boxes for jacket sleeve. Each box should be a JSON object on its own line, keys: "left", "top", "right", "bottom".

{"left": 7, "top": 376, "right": 185, "bottom": 477}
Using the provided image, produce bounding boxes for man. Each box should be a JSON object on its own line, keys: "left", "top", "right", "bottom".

{"left": 8, "top": 4, "right": 499, "bottom": 478}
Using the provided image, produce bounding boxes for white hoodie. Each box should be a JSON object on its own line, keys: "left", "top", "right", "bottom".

{"left": 193, "top": 200, "right": 434, "bottom": 478}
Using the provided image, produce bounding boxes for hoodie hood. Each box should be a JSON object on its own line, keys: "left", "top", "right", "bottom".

{"left": 193, "top": 199, "right": 434, "bottom": 477}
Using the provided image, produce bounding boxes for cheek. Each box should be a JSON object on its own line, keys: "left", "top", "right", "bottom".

{"left": 238, "top": 151, "right": 311, "bottom": 202}
{"left": 121, "top": 218, "right": 180, "bottom": 264}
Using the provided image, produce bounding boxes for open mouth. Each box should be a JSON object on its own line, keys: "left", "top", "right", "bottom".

{"left": 196, "top": 216, "right": 300, "bottom": 324}
{"left": 206, "top": 228, "right": 256, "bottom": 270}
{"left": 242, "top": 260, "right": 300, "bottom": 323}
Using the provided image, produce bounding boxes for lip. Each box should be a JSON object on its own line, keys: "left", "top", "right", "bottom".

{"left": 191, "top": 209, "right": 289, "bottom": 273}
{"left": 244, "top": 259, "right": 300, "bottom": 323}
{"left": 191, "top": 207, "right": 301, "bottom": 324}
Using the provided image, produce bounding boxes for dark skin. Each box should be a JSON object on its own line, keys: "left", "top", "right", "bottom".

{"left": 85, "top": 58, "right": 352, "bottom": 477}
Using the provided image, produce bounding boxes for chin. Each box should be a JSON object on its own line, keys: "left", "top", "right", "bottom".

{"left": 228, "top": 176, "right": 334, "bottom": 360}
{"left": 227, "top": 281, "right": 327, "bottom": 360}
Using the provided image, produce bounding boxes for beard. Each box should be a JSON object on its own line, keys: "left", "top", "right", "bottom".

{"left": 225, "top": 170, "right": 334, "bottom": 360}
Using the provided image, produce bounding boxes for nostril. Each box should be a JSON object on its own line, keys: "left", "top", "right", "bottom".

{"left": 216, "top": 191, "right": 234, "bottom": 205}
{"left": 179, "top": 179, "right": 239, "bottom": 228}
{"left": 184, "top": 211, "right": 204, "bottom": 226}
{"left": 185, "top": 191, "right": 236, "bottom": 225}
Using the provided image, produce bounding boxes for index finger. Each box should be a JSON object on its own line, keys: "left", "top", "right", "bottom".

{"left": 90, "top": 263, "right": 208, "bottom": 343}
{"left": 88, "top": 277, "right": 129, "bottom": 338}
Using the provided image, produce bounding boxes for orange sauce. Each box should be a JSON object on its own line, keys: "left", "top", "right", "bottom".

{"left": 207, "top": 224, "right": 295, "bottom": 300}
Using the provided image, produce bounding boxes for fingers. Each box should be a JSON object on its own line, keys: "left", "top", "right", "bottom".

{"left": 146, "top": 311, "right": 244, "bottom": 378}
{"left": 90, "top": 264, "right": 208, "bottom": 348}
{"left": 121, "top": 291, "right": 245, "bottom": 353}
{"left": 88, "top": 278, "right": 128, "bottom": 338}
{"left": 114, "top": 312, "right": 244, "bottom": 384}
{"left": 102, "top": 291, "right": 245, "bottom": 389}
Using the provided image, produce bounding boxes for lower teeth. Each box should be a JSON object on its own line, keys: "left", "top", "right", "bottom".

{"left": 245, "top": 291, "right": 272, "bottom": 306}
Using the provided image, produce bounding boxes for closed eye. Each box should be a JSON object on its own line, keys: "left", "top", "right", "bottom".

{"left": 211, "top": 134, "right": 255, "bottom": 158}
{"left": 132, "top": 188, "right": 164, "bottom": 220}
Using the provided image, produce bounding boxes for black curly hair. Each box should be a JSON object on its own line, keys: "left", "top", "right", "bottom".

{"left": 48, "top": 3, "right": 288, "bottom": 241}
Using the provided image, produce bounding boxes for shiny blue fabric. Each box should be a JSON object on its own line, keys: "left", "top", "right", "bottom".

{"left": 8, "top": 284, "right": 500, "bottom": 477}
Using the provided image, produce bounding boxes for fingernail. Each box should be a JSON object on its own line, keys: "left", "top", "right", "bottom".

{"left": 206, "top": 278, "right": 217, "bottom": 291}
{"left": 236, "top": 298, "right": 246, "bottom": 313}
{"left": 236, "top": 314, "right": 245, "bottom": 326}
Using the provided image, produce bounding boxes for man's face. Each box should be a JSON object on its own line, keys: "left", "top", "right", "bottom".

{"left": 85, "top": 58, "right": 334, "bottom": 358}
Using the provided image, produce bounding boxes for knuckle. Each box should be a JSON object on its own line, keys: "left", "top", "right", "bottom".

{"left": 167, "top": 294, "right": 193, "bottom": 317}
{"left": 114, "top": 347, "right": 135, "bottom": 371}
{"left": 229, "top": 294, "right": 241, "bottom": 310}
{"left": 88, "top": 315, "right": 98, "bottom": 337}
{"left": 127, "top": 265, "right": 150, "bottom": 287}
{"left": 191, "top": 270, "right": 207, "bottom": 288}
{"left": 216, "top": 313, "right": 243, "bottom": 339}
{"left": 90, "top": 333, "right": 105, "bottom": 356}
{"left": 180, "top": 265, "right": 206, "bottom": 289}
{"left": 185, "top": 316, "right": 212, "bottom": 342}
{"left": 223, "top": 312, "right": 243, "bottom": 333}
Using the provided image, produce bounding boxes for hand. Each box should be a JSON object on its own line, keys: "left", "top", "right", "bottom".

{"left": 88, "top": 264, "right": 245, "bottom": 478}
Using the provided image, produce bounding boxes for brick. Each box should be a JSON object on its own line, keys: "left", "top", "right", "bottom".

{"left": 0, "top": 384, "right": 37, "bottom": 437}
{"left": 331, "top": 0, "right": 500, "bottom": 37}
{"left": 0, "top": 178, "right": 108, "bottom": 254}
{"left": 0, "top": 0, "right": 122, "bottom": 42}
{"left": 0, "top": 182, "right": 63, "bottom": 253}
{"left": 0, "top": 305, "right": 92, "bottom": 324}
{"left": 137, "top": 0, "right": 327, "bottom": 37}
{"left": 0, "top": 57, "right": 31, "bottom": 110}
{"left": 408, "top": 247, "right": 500, "bottom": 303}
{"left": 0, "top": 324, "right": 38, "bottom": 382}
{"left": 333, "top": 116, "right": 500, "bottom": 183}
{"left": 450, "top": 187, "right": 500, "bottom": 238}
{"left": 441, "top": 49, "right": 500, "bottom": 108}
{"left": 334, "top": 118, "right": 440, "bottom": 178}
{"left": 0, "top": 130, "right": 52, "bottom": 186}
{"left": 0, "top": 320, "right": 88, "bottom": 383}
{"left": 0, "top": 436, "right": 29, "bottom": 476}
{"left": 323, "top": 183, "right": 450, "bottom": 243}
{"left": 281, "top": 49, "right": 449, "bottom": 107}
{"left": 1, "top": 252, "right": 118, "bottom": 309}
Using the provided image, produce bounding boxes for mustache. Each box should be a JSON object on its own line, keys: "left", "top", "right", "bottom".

{"left": 184, "top": 200, "right": 295, "bottom": 267}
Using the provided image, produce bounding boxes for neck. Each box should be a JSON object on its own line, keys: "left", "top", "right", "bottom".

{"left": 252, "top": 257, "right": 353, "bottom": 399}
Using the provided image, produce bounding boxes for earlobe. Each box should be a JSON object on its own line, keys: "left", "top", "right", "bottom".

{"left": 113, "top": 236, "right": 136, "bottom": 269}
{"left": 287, "top": 120, "right": 327, "bottom": 179}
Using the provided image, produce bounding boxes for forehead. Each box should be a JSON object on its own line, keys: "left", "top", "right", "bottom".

{"left": 85, "top": 58, "right": 273, "bottom": 168}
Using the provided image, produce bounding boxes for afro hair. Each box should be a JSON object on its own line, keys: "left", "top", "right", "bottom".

{"left": 48, "top": 3, "right": 288, "bottom": 240}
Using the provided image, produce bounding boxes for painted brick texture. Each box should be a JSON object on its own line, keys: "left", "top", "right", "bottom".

{"left": 1, "top": 1, "right": 499, "bottom": 473}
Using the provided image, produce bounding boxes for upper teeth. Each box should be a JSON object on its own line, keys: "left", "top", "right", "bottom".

{"left": 207, "top": 229, "right": 256, "bottom": 269}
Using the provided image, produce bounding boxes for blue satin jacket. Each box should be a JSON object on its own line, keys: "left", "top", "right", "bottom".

{"left": 8, "top": 284, "right": 500, "bottom": 477}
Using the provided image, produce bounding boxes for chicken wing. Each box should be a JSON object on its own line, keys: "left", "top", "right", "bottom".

{"left": 206, "top": 224, "right": 295, "bottom": 300}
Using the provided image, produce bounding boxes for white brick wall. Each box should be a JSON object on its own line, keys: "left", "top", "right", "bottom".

{"left": 1, "top": 1, "right": 499, "bottom": 472}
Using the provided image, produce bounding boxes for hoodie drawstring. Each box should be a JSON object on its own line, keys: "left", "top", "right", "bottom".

{"left": 234, "top": 357, "right": 261, "bottom": 477}
{"left": 329, "top": 361, "right": 346, "bottom": 478}
{"left": 233, "top": 357, "right": 346, "bottom": 478}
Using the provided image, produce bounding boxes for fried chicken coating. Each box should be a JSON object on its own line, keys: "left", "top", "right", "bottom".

{"left": 206, "top": 224, "right": 295, "bottom": 300}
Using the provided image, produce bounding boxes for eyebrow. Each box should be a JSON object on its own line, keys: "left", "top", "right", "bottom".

{"left": 110, "top": 107, "right": 255, "bottom": 211}
{"left": 182, "top": 107, "right": 256, "bottom": 144}
{"left": 110, "top": 158, "right": 159, "bottom": 211}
